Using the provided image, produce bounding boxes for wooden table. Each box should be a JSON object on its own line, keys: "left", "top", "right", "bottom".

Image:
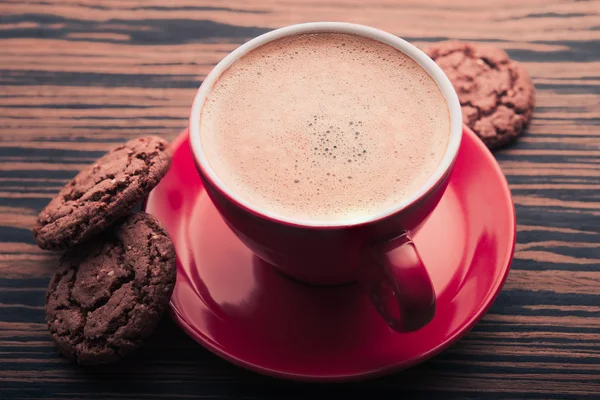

{"left": 1, "top": 1, "right": 599, "bottom": 398}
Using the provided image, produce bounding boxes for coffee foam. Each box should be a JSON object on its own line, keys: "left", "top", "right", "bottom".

{"left": 200, "top": 33, "right": 450, "bottom": 223}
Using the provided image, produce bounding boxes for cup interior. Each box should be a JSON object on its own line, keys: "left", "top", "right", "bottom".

{"left": 189, "top": 22, "right": 463, "bottom": 228}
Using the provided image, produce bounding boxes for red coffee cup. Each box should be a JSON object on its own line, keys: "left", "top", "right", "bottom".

{"left": 188, "top": 22, "right": 463, "bottom": 332}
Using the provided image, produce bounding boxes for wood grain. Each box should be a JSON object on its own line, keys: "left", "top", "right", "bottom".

{"left": 1, "top": 0, "right": 599, "bottom": 399}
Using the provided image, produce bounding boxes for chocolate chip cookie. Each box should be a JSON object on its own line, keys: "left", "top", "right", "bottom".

{"left": 424, "top": 41, "right": 535, "bottom": 149}
{"left": 45, "top": 212, "right": 176, "bottom": 365}
{"left": 33, "top": 136, "right": 171, "bottom": 250}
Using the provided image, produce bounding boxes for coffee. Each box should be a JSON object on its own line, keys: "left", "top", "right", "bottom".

{"left": 200, "top": 33, "right": 450, "bottom": 223}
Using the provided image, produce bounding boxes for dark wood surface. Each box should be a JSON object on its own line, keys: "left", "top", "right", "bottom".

{"left": 1, "top": 1, "right": 599, "bottom": 399}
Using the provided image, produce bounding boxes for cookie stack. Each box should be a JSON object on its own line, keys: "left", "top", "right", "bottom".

{"left": 33, "top": 136, "right": 176, "bottom": 365}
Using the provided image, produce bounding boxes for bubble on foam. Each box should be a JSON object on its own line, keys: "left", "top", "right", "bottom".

{"left": 199, "top": 32, "right": 450, "bottom": 223}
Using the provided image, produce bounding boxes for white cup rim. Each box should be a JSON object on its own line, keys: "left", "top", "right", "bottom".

{"left": 189, "top": 22, "right": 463, "bottom": 228}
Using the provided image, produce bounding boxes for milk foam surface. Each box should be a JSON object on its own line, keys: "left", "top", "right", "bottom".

{"left": 200, "top": 33, "right": 450, "bottom": 223}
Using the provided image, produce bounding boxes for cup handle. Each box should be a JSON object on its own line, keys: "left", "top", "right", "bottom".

{"left": 362, "top": 231, "right": 436, "bottom": 332}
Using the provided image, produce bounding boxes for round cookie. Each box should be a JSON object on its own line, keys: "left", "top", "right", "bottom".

{"left": 33, "top": 136, "right": 171, "bottom": 250}
{"left": 45, "top": 212, "right": 176, "bottom": 365}
{"left": 424, "top": 41, "right": 535, "bottom": 149}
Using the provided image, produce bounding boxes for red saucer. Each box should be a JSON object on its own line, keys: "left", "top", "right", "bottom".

{"left": 144, "top": 127, "right": 515, "bottom": 382}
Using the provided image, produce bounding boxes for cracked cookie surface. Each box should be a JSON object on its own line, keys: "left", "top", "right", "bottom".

{"left": 424, "top": 41, "right": 535, "bottom": 149}
{"left": 45, "top": 212, "right": 176, "bottom": 365}
{"left": 33, "top": 136, "right": 172, "bottom": 250}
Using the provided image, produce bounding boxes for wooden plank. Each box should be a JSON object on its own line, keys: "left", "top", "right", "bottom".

{"left": 1, "top": 0, "right": 599, "bottom": 398}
